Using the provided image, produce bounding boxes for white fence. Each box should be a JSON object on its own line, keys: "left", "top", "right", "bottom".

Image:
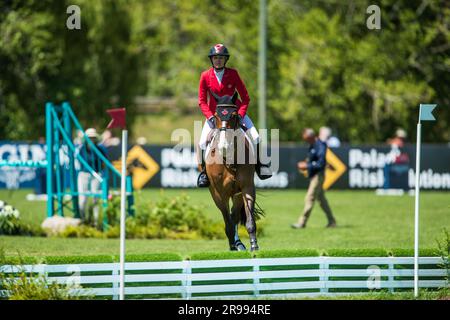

{"left": 1, "top": 257, "right": 447, "bottom": 299}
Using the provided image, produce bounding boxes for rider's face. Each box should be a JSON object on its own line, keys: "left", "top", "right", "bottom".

{"left": 212, "top": 55, "right": 226, "bottom": 69}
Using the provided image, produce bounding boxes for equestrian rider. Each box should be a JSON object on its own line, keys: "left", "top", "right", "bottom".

{"left": 197, "top": 43, "right": 272, "bottom": 187}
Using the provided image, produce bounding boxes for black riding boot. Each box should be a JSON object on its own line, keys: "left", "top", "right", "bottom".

{"left": 197, "top": 150, "right": 210, "bottom": 187}
{"left": 256, "top": 143, "right": 272, "bottom": 180}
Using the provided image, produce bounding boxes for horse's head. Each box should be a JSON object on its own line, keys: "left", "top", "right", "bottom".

{"left": 211, "top": 91, "right": 239, "bottom": 156}
{"left": 212, "top": 91, "right": 239, "bottom": 129}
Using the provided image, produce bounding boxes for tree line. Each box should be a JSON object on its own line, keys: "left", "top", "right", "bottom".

{"left": 0, "top": 0, "right": 448, "bottom": 143}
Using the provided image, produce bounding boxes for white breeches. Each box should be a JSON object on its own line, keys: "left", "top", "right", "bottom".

{"left": 198, "top": 115, "right": 260, "bottom": 150}
{"left": 77, "top": 171, "right": 101, "bottom": 223}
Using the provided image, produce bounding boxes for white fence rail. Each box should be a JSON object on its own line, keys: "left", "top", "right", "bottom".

{"left": 1, "top": 257, "right": 447, "bottom": 299}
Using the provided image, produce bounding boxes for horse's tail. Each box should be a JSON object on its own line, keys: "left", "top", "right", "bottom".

{"left": 239, "top": 199, "right": 266, "bottom": 225}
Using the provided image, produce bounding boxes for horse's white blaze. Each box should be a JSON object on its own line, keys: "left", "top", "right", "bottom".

{"left": 218, "top": 121, "right": 228, "bottom": 155}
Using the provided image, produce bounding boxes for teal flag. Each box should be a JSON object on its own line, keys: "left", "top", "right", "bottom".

{"left": 419, "top": 104, "right": 437, "bottom": 121}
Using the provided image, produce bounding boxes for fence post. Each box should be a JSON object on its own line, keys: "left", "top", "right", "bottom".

{"left": 253, "top": 260, "right": 260, "bottom": 297}
{"left": 182, "top": 260, "right": 191, "bottom": 299}
{"left": 388, "top": 257, "right": 395, "bottom": 293}
{"left": 112, "top": 264, "right": 119, "bottom": 300}
{"left": 320, "top": 257, "right": 328, "bottom": 294}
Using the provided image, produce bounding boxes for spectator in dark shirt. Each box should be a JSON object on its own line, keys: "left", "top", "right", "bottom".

{"left": 292, "top": 128, "right": 336, "bottom": 229}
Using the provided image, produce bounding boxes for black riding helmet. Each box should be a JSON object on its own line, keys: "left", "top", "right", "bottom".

{"left": 208, "top": 44, "right": 230, "bottom": 69}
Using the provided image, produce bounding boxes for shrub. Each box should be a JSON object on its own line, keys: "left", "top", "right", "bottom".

{"left": 0, "top": 201, "right": 42, "bottom": 236}
{"left": 59, "top": 225, "right": 104, "bottom": 238}
{"left": 0, "top": 271, "right": 87, "bottom": 300}
{"left": 56, "top": 194, "right": 228, "bottom": 240}
{"left": 0, "top": 249, "right": 90, "bottom": 300}
{"left": 324, "top": 248, "right": 389, "bottom": 257}
{"left": 255, "top": 249, "right": 320, "bottom": 258}
{"left": 52, "top": 193, "right": 265, "bottom": 240}
{"left": 436, "top": 228, "right": 449, "bottom": 288}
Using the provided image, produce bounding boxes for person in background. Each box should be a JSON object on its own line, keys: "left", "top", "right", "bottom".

{"left": 387, "top": 128, "right": 407, "bottom": 148}
{"left": 319, "top": 126, "right": 341, "bottom": 148}
{"left": 100, "top": 129, "right": 121, "bottom": 147}
{"left": 384, "top": 128, "right": 409, "bottom": 190}
{"left": 77, "top": 128, "right": 107, "bottom": 226}
{"left": 136, "top": 136, "right": 147, "bottom": 146}
{"left": 292, "top": 128, "right": 337, "bottom": 229}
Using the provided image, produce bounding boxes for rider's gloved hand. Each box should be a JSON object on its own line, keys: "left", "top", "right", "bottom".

{"left": 207, "top": 116, "right": 216, "bottom": 129}
{"left": 238, "top": 115, "right": 247, "bottom": 131}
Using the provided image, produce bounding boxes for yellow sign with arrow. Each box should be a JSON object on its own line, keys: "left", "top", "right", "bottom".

{"left": 113, "top": 145, "right": 160, "bottom": 190}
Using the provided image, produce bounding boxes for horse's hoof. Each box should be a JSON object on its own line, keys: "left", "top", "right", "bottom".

{"left": 250, "top": 243, "right": 259, "bottom": 252}
{"left": 234, "top": 240, "right": 247, "bottom": 251}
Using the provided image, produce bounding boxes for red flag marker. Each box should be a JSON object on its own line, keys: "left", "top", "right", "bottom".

{"left": 106, "top": 108, "right": 126, "bottom": 129}
{"left": 106, "top": 107, "right": 128, "bottom": 300}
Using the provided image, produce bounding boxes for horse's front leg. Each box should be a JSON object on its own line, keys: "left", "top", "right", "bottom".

{"left": 241, "top": 188, "right": 258, "bottom": 251}
{"left": 209, "top": 188, "right": 235, "bottom": 250}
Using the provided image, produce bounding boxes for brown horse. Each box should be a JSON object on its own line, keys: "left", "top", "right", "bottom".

{"left": 199, "top": 92, "right": 264, "bottom": 251}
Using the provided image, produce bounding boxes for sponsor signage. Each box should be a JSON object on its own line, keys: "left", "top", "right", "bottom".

{"left": 1, "top": 142, "right": 449, "bottom": 190}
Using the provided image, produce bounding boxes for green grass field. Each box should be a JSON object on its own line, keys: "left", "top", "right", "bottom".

{"left": 0, "top": 188, "right": 449, "bottom": 258}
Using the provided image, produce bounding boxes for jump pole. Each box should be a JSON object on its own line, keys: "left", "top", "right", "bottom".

{"left": 106, "top": 108, "right": 127, "bottom": 300}
{"left": 413, "top": 104, "right": 437, "bottom": 298}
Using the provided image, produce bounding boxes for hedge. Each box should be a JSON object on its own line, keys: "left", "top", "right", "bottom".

{"left": 1, "top": 248, "right": 442, "bottom": 265}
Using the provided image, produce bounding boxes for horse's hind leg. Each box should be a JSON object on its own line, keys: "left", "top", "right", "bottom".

{"left": 231, "top": 194, "right": 246, "bottom": 251}
{"left": 241, "top": 187, "right": 259, "bottom": 251}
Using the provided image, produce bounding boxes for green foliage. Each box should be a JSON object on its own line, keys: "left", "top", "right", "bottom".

{"left": 0, "top": 203, "right": 44, "bottom": 236}
{"left": 1, "top": 189, "right": 447, "bottom": 257}
{"left": 306, "top": 289, "right": 449, "bottom": 300}
{"left": 59, "top": 225, "right": 105, "bottom": 238}
{"left": 436, "top": 228, "right": 449, "bottom": 286}
{"left": 189, "top": 251, "right": 253, "bottom": 261}
{"left": 118, "top": 253, "right": 182, "bottom": 262}
{"left": 255, "top": 249, "right": 320, "bottom": 258}
{"left": 0, "top": 215, "right": 23, "bottom": 236}
{"left": 268, "top": 0, "right": 449, "bottom": 142}
{"left": 0, "top": 271, "right": 86, "bottom": 300}
{"left": 104, "top": 196, "right": 121, "bottom": 227}
{"left": 0, "top": 249, "right": 89, "bottom": 300}
{"left": 44, "top": 255, "right": 114, "bottom": 265}
{"left": 1, "top": 0, "right": 448, "bottom": 142}
{"left": 324, "top": 248, "right": 389, "bottom": 257}
{"left": 56, "top": 194, "right": 228, "bottom": 240}
{"left": 389, "top": 248, "right": 440, "bottom": 257}
{"left": 0, "top": 0, "right": 144, "bottom": 140}
{"left": 130, "top": 193, "right": 226, "bottom": 240}
{"left": 2, "top": 247, "right": 446, "bottom": 265}
{"left": 0, "top": 252, "right": 183, "bottom": 265}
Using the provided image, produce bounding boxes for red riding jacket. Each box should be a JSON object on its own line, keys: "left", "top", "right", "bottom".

{"left": 198, "top": 67, "right": 250, "bottom": 119}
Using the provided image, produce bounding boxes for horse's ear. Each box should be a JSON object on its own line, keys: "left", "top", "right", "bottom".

{"left": 232, "top": 92, "right": 238, "bottom": 104}
{"left": 210, "top": 90, "right": 220, "bottom": 102}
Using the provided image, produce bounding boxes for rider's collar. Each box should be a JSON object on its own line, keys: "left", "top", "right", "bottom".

{"left": 213, "top": 67, "right": 225, "bottom": 72}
